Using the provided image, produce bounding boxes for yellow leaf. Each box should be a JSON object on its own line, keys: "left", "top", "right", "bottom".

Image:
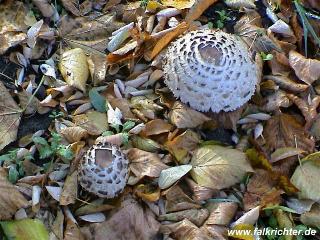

{"left": 161, "top": 0, "right": 195, "bottom": 9}
{"left": 229, "top": 224, "right": 255, "bottom": 240}
{"left": 147, "top": 1, "right": 163, "bottom": 11}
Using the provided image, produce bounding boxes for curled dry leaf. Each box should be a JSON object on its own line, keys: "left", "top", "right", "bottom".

{"left": 134, "top": 184, "right": 160, "bottom": 202}
{"left": 0, "top": 168, "right": 29, "bottom": 220}
{"left": 231, "top": 206, "right": 260, "bottom": 227}
{"left": 59, "top": 48, "right": 89, "bottom": 92}
{"left": 185, "top": 0, "right": 218, "bottom": 23}
{"left": 81, "top": 196, "right": 160, "bottom": 240}
{"left": 0, "top": 82, "right": 22, "bottom": 151}
{"left": 127, "top": 148, "right": 169, "bottom": 180}
{"left": 159, "top": 208, "right": 209, "bottom": 227}
{"left": 64, "top": 219, "right": 85, "bottom": 240}
{"left": 79, "top": 213, "right": 106, "bottom": 223}
{"left": 169, "top": 102, "right": 210, "bottom": 129}
{"left": 205, "top": 202, "right": 238, "bottom": 226}
{"left": 263, "top": 75, "right": 309, "bottom": 93}
{"left": 225, "top": 0, "right": 255, "bottom": 9}
{"left": 270, "top": 147, "right": 306, "bottom": 163}
{"left": 75, "top": 199, "right": 114, "bottom": 216}
{"left": 60, "top": 171, "right": 78, "bottom": 206}
{"left": 32, "top": 0, "right": 55, "bottom": 18}
{"left": 289, "top": 50, "right": 320, "bottom": 85}
{"left": 60, "top": 126, "right": 88, "bottom": 143}
{"left": 190, "top": 145, "right": 253, "bottom": 190}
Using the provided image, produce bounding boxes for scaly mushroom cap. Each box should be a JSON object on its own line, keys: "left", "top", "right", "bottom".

{"left": 163, "top": 29, "right": 258, "bottom": 112}
{"left": 78, "top": 142, "right": 129, "bottom": 198}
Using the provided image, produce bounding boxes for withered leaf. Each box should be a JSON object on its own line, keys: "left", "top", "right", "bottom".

{"left": 0, "top": 82, "right": 22, "bottom": 151}
{"left": 289, "top": 50, "right": 320, "bottom": 85}
{"left": 127, "top": 148, "right": 169, "bottom": 180}
{"left": 190, "top": 145, "right": 253, "bottom": 190}
{"left": 169, "top": 102, "right": 210, "bottom": 129}
{"left": 142, "top": 119, "right": 173, "bottom": 136}
{"left": 81, "top": 196, "right": 160, "bottom": 240}
{"left": 205, "top": 202, "right": 238, "bottom": 226}
{"left": 264, "top": 113, "right": 315, "bottom": 153}
{"left": 60, "top": 171, "right": 78, "bottom": 205}
{"left": 0, "top": 168, "right": 29, "bottom": 220}
{"left": 64, "top": 219, "right": 85, "bottom": 240}
{"left": 185, "top": 0, "right": 218, "bottom": 23}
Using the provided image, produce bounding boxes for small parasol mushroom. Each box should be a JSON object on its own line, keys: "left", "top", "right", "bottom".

{"left": 163, "top": 29, "right": 259, "bottom": 112}
{"left": 78, "top": 142, "right": 129, "bottom": 198}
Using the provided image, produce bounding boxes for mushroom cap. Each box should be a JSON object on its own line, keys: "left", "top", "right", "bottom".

{"left": 78, "top": 142, "right": 129, "bottom": 198}
{"left": 163, "top": 29, "right": 258, "bottom": 112}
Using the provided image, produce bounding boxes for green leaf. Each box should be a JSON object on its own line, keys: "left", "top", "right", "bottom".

{"left": 32, "top": 136, "right": 48, "bottom": 146}
{"left": 89, "top": 88, "right": 107, "bottom": 112}
{"left": 263, "top": 205, "right": 298, "bottom": 214}
{"left": 0, "top": 219, "right": 49, "bottom": 240}
{"left": 8, "top": 167, "right": 19, "bottom": 184}
{"left": 38, "top": 145, "right": 53, "bottom": 159}
{"left": 102, "top": 130, "right": 114, "bottom": 136}
{"left": 57, "top": 147, "right": 74, "bottom": 162}
{"left": 122, "top": 121, "right": 135, "bottom": 132}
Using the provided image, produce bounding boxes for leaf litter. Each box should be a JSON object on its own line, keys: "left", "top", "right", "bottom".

{"left": 0, "top": 0, "right": 320, "bottom": 239}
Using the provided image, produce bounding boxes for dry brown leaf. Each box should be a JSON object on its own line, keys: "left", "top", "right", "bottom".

{"left": 286, "top": 94, "right": 320, "bottom": 129}
{"left": 0, "top": 81, "right": 22, "bottom": 151}
{"left": 32, "top": 0, "right": 54, "bottom": 17}
{"left": 127, "top": 148, "right": 169, "bottom": 180}
{"left": 81, "top": 196, "right": 160, "bottom": 240}
{"left": 243, "top": 169, "right": 283, "bottom": 210}
{"left": 60, "top": 171, "right": 78, "bottom": 205}
{"left": 134, "top": 184, "right": 160, "bottom": 202}
{"left": 185, "top": 0, "right": 218, "bottom": 23}
{"left": 60, "top": 126, "right": 89, "bottom": 143}
{"left": 64, "top": 219, "right": 85, "bottom": 240}
{"left": 61, "top": 0, "right": 81, "bottom": 16}
{"left": 289, "top": 50, "right": 320, "bottom": 85}
{"left": 165, "top": 130, "right": 200, "bottom": 163}
{"left": 300, "top": 203, "right": 320, "bottom": 228}
{"left": 145, "top": 22, "right": 189, "bottom": 60}
{"left": 169, "top": 102, "right": 210, "bottom": 129}
{"left": 160, "top": 219, "right": 211, "bottom": 240}
{"left": 159, "top": 209, "right": 209, "bottom": 227}
{"left": 205, "top": 202, "right": 238, "bottom": 226}
{"left": 211, "top": 106, "right": 244, "bottom": 131}
{"left": 263, "top": 75, "right": 309, "bottom": 93}
{"left": 0, "top": 168, "right": 29, "bottom": 220}
{"left": 141, "top": 119, "right": 173, "bottom": 136}
{"left": 264, "top": 113, "right": 315, "bottom": 153}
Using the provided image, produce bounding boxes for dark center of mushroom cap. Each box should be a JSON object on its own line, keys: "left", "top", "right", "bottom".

{"left": 95, "top": 148, "right": 113, "bottom": 168}
{"left": 198, "top": 45, "right": 223, "bottom": 65}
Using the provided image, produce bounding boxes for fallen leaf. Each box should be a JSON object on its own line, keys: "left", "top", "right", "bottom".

{"left": 161, "top": 0, "right": 196, "bottom": 9}
{"left": 264, "top": 113, "right": 315, "bottom": 153}
{"left": 134, "top": 184, "right": 160, "bottom": 202}
{"left": 185, "top": 0, "right": 218, "bottom": 23}
{"left": 165, "top": 185, "right": 201, "bottom": 212}
{"left": 32, "top": 0, "right": 55, "bottom": 18}
{"left": 0, "top": 82, "right": 22, "bottom": 151}
{"left": 60, "top": 126, "right": 88, "bottom": 143}
{"left": 300, "top": 203, "right": 320, "bottom": 228}
{"left": 275, "top": 209, "right": 294, "bottom": 240}
{"left": 81, "top": 196, "right": 160, "bottom": 240}
{"left": 127, "top": 148, "right": 169, "bottom": 180}
{"left": 190, "top": 145, "right": 253, "bottom": 190}
{"left": 73, "top": 111, "right": 108, "bottom": 135}
{"left": 64, "top": 219, "right": 85, "bottom": 240}
{"left": 263, "top": 75, "right": 309, "bottom": 93}
{"left": 169, "top": 102, "right": 210, "bottom": 129}
{"left": 243, "top": 169, "right": 283, "bottom": 210}
{"left": 0, "top": 219, "right": 49, "bottom": 240}
{"left": 271, "top": 147, "right": 306, "bottom": 163}
{"left": 60, "top": 171, "right": 78, "bottom": 205}
{"left": 46, "top": 186, "right": 62, "bottom": 202}
{"left": 75, "top": 199, "right": 114, "bottom": 216}
{"left": 158, "top": 165, "right": 192, "bottom": 189}
{"left": 291, "top": 158, "right": 320, "bottom": 201}
{"left": 79, "top": 213, "right": 106, "bottom": 223}
{"left": 289, "top": 50, "right": 320, "bottom": 85}
{"left": 0, "top": 168, "right": 29, "bottom": 220}
{"left": 165, "top": 130, "right": 200, "bottom": 163}
{"left": 131, "top": 136, "right": 161, "bottom": 152}
{"left": 59, "top": 48, "right": 89, "bottom": 92}
{"left": 142, "top": 119, "right": 173, "bottom": 136}
{"left": 225, "top": 0, "right": 255, "bottom": 8}
{"left": 229, "top": 224, "right": 255, "bottom": 240}
{"left": 145, "top": 22, "right": 188, "bottom": 60}
{"left": 159, "top": 208, "right": 209, "bottom": 227}
{"left": 231, "top": 206, "right": 260, "bottom": 227}
{"left": 89, "top": 88, "right": 107, "bottom": 112}
{"left": 205, "top": 202, "right": 238, "bottom": 225}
